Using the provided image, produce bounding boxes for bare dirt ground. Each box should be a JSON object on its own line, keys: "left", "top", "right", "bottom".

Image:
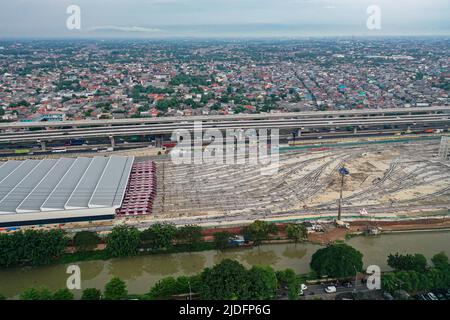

{"left": 308, "top": 218, "right": 450, "bottom": 245}
{"left": 152, "top": 139, "right": 450, "bottom": 220}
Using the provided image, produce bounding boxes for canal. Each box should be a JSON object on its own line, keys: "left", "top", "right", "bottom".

{"left": 1, "top": 230, "right": 450, "bottom": 298}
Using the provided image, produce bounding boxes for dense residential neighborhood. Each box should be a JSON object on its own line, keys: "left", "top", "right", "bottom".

{"left": 0, "top": 38, "right": 448, "bottom": 123}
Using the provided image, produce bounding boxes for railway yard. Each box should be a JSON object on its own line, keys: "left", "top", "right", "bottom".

{"left": 1, "top": 131, "right": 449, "bottom": 230}
{"left": 152, "top": 138, "right": 450, "bottom": 221}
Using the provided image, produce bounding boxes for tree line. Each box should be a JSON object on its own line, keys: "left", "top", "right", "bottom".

{"left": 382, "top": 251, "right": 450, "bottom": 294}
{"left": 105, "top": 221, "right": 306, "bottom": 257}
{"left": 1, "top": 220, "right": 306, "bottom": 268}
{"left": 0, "top": 229, "right": 68, "bottom": 268}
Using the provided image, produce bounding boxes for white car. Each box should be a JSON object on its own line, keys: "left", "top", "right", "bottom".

{"left": 300, "top": 284, "right": 308, "bottom": 291}
{"left": 427, "top": 292, "right": 438, "bottom": 301}
{"left": 324, "top": 286, "right": 337, "bottom": 294}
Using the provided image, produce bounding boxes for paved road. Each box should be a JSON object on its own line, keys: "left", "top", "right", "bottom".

{"left": 300, "top": 282, "right": 371, "bottom": 300}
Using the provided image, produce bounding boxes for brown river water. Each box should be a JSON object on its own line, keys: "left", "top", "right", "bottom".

{"left": 1, "top": 230, "right": 449, "bottom": 298}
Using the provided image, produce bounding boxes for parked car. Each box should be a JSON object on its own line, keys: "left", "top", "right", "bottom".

{"left": 343, "top": 282, "right": 353, "bottom": 288}
{"left": 436, "top": 293, "right": 446, "bottom": 300}
{"left": 383, "top": 292, "right": 394, "bottom": 300}
{"left": 427, "top": 292, "right": 438, "bottom": 301}
{"left": 324, "top": 286, "right": 337, "bottom": 294}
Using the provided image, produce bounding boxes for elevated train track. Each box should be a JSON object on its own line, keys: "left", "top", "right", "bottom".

{"left": 0, "top": 106, "right": 449, "bottom": 144}
{"left": 0, "top": 106, "right": 448, "bottom": 129}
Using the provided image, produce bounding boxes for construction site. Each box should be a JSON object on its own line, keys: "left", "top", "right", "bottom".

{"left": 1, "top": 134, "right": 449, "bottom": 229}
{"left": 151, "top": 136, "right": 450, "bottom": 222}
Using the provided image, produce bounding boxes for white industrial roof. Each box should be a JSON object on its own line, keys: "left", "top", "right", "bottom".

{"left": 0, "top": 156, "right": 134, "bottom": 216}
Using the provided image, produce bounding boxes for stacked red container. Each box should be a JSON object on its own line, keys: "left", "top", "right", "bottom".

{"left": 116, "top": 161, "right": 157, "bottom": 216}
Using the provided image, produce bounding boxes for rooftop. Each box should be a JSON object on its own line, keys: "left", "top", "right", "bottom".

{"left": 0, "top": 156, "right": 134, "bottom": 215}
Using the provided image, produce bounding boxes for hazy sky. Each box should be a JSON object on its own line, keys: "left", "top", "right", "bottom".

{"left": 0, "top": 0, "right": 449, "bottom": 38}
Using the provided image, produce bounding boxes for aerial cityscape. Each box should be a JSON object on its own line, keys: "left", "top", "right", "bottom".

{"left": 0, "top": 0, "right": 449, "bottom": 309}
{"left": 0, "top": 39, "right": 448, "bottom": 122}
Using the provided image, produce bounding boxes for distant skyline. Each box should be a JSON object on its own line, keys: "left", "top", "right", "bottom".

{"left": 0, "top": 0, "right": 449, "bottom": 38}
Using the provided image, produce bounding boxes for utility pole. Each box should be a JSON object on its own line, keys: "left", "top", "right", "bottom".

{"left": 338, "top": 166, "right": 350, "bottom": 221}
{"left": 188, "top": 280, "right": 192, "bottom": 300}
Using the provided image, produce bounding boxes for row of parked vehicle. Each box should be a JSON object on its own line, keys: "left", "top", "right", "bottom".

{"left": 416, "top": 289, "right": 450, "bottom": 301}
{"left": 299, "top": 280, "right": 355, "bottom": 296}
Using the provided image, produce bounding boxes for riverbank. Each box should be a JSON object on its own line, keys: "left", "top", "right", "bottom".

{"left": 307, "top": 217, "right": 450, "bottom": 245}
{"left": 1, "top": 230, "right": 450, "bottom": 299}
{"left": 3, "top": 216, "right": 450, "bottom": 269}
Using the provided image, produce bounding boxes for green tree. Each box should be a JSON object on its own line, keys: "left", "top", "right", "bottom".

{"left": 310, "top": 244, "right": 363, "bottom": 278}
{"left": 287, "top": 281, "right": 300, "bottom": 300}
{"left": 53, "top": 288, "right": 74, "bottom": 300}
{"left": 81, "top": 288, "right": 102, "bottom": 300}
{"left": 104, "top": 277, "right": 128, "bottom": 300}
{"left": 276, "top": 268, "right": 299, "bottom": 300}
{"left": 20, "top": 287, "right": 53, "bottom": 300}
{"left": 147, "top": 277, "right": 178, "bottom": 300}
{"left": 156, "top": 98, "right": 179, "bottom": 112}
{"left": 106, "top": 225, "right": 141, "bottom": 257}
{"left": 276, "top": 268, "right": 297, "bottom": 286}
{"left": 199, "top": 259, "right": 249, "bottom": 300}
{"left": 213, "top": 231, "right": 232, "bottom": 251}
{"left": 415, "top": 72, "right": 424, "bottom": 80}
{"left": 243, "top": 221, "right": 278, "bottom": 246}
{"left": 381, "top": 272, "right": 403, "bottom": 292}
{"left": 0, "top": 293, "right": 6, "bottom": 300}
{"left": 244, "top": 266, "right": 278, "bottom": 299}
{"left": 285, "top": 224, "right": 307, "bottom": 243}
{"left": 382, "top": 267, "right": 450, "bottom": 293}
{"left": 431, "top": 252, "right": 449, "bottom": 271}
{"left": 387, "top": 253, "right": 428, "bottom": 272}
{"left": 176, "top": 225, "right": 203, "bottom": 250}
{"left": 146, "top": 275, "right": 199, "bottom": 300}
{"left": 73, "top": 231, "right": 102, "bottom": 252}
{"left": 0, "top": 229, "right": 68, "bottom": 267}
{"left": 140, "top": 223, "right": 177, "bottom": 251}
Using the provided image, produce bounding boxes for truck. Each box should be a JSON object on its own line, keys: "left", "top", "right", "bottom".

{"left": 335, "top": 220, "right": 350, "bottom": 229}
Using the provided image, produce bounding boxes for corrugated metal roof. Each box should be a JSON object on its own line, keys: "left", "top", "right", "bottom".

{"left": 0, "top": 159, "right": 58, "bottom": 214}
{"left": 16, "top": 158, "right": 76, "bottom": 213}
{"left": 89, "top": 156, "right": 130, "bottom": 208}
{"left": 41, "top": 157, "right": 92, "bottom": 211}
{"left": 65, "top": 157, "right": 109, "bottom": 210}
{"left": 0, "top": 156, "right": 134, "bottom": 215}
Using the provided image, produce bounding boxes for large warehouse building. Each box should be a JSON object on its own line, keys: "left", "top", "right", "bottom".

{"left": 0, "top": 156, "right": 135, "bottom": 227}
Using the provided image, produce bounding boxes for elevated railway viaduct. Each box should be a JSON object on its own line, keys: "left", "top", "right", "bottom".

{"left": 0, "top": 106, "right": 449, "bottom": 149}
